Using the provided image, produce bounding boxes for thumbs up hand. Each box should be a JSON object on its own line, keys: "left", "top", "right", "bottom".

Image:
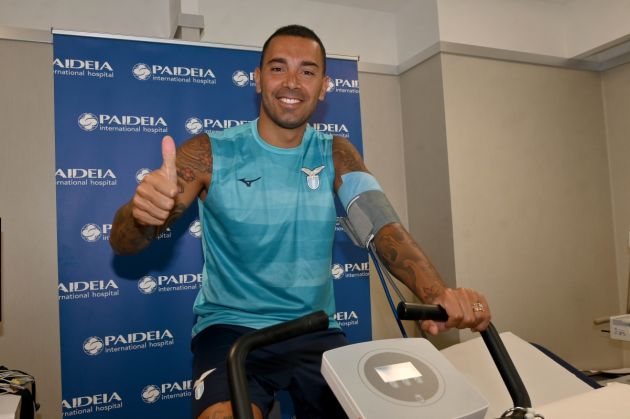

{"left": 161, "top": 135, "right": 178, "bottom": 185}
{"left": 131, "top": 136, "right": 179, "bottom": 226}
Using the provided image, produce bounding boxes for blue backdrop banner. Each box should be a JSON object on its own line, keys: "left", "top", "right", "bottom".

{"left": 53, "top": 31, "right": 368, "bottom": 418}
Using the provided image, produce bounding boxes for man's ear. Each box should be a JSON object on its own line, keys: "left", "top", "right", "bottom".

{"left": 319, "top": 76, "right": 330, "bottom": 101}
{"left": 254, "top": 68, "right": 261, "bottom": 94}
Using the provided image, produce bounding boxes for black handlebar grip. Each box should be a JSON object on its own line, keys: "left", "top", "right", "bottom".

{"left": 481, "top": 324, "right": 532, "bottom": 409}
{"left": 396, "top": 301, "right": 449, "bottom": 321}
{"left": 227, "top": 311, "right": 329, "bottom": 419}
{"left": 396, "top": 301, "right": 531, "bottom": 409}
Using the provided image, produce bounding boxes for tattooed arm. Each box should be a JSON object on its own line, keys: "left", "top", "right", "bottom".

{"left": 110, "top": 134, "right": 212, "bottom": 255}
{"left": 332, "top": 136, "right": 491, "bottom": 334}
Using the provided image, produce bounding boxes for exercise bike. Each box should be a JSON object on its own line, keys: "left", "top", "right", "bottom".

{"left": 227, "top": 303, "right": 542, "bottom": 419}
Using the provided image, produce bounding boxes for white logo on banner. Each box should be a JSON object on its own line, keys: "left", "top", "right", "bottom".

{"left": 54, "top": 58, "right": 115, "bottom": 79}
{"left": 81, "top": 224, "right": 111, "bottom": 242}
{"left": 136, "top": 168, "right": 151, "bottom": 183}
{"left": 78, "top": 113, "right": 99, "bottom": 131}
{"left": 185, "top": 117, "right": 250, "bottom": 134}
{"left": 332, "top": 262, "right": 370, "bottom": 279}
{"left": 83, "top": 337, "right": 105, "bottom": 356}
{"left": 326, "top": 77, "right": 335, "bottom": 92}
{"left": 232, "top": 70, "right": 249, "bottom": 87}
{"left": 189, "top": 219, "right": 202, "bottom": 238}
{"left": 56, "top": 168, "right": 117, "bottom": 187}
{"left": 331, "top": 263, "right": 344, "bottom": 279}
{"left": 132, "top": 62, "right": 216, "bottom": 85}
{"left": 232, "top": 70, "right": 255, "bottom": 87}
{"left": 138, "top": 273, "right": 202, "bottom": 294}
{"left": 312, "top": 122, "right": 350, "bottom": 138}
{"left": 334, "top": 310, "right": 359, "bottom": 327}
{"left": 77, "top": 113, "right": 168, "bottom": 134}
{"left": 62, "top": 392, "right": 123, "bottom": 415}
{"left": 185, "top": 117, "right": 204, "bottom": 134}
{"left": 142, "top": 381, "right": 192, "bottom": 404}
{"left": 138, "top": 276, "right": 158, "bottom": 294}
{"left": 326, "top": 76, "right": 359, "bottom": 94}
{"left": 141, "top": 385, "right": 161, "bottom": 403}
{"left": 59, "top": 279, "right": 120, "bottom": 301}
{"left": 81, "top": 224, "right": 101, "bottom": 242}
{"left": 132, "top": 63, "right": 152, "bottom": 80}
{"left": 82, "top": 330, "right": 175, "bottom": 356}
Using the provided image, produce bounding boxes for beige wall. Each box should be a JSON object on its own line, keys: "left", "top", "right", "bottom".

{"left": 398, "top": 52, "right": 624, "bottom": 368}
{"left": 357, "top": 71, "right": 419, "bottom": 339}
{"left": 0, "top": 39, "right": 61, "bottom": 419}
{"left": 440, "top": 54, "right": 620, "bottom": 369}
{"left": 399, "top": 55, "right": 460, "bottom": 348}
{"left": 601, "top": 61, "right": 630, "bottom": 364}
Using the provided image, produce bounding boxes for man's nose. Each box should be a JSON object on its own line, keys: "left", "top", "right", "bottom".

{"left": 283, "top": 70, "right": 299, "bottom": 89}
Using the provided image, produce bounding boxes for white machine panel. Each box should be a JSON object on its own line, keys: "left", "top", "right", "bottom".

{"left": 322, "top": 338, "right": 488, "bottom": 419}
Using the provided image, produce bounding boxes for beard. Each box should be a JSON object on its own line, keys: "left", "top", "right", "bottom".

{"left": 260, "top": 97, "right": 312, "bottom": 129}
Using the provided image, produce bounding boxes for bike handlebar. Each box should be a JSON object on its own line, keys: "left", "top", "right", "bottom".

{"left": 396, "top": 301, "right": 532, "bottom": 410}
{"left": 227, "top": 311, "right": 329, "bottom": 419}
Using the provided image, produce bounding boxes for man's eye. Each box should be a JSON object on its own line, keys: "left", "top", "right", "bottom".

{"left": 271, "top": 67, "right": 282, "bottom": 72}
{"left": 303, "top": 70, "right": 314, "bottom": 76}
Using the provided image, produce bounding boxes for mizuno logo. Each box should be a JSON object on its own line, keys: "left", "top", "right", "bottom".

{"left": 238, "top": 177, "right": 261, "bottom": 187}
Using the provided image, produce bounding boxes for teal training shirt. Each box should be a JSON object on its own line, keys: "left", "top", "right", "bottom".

{"left": 192, "top": 119, "right": 339, "bottom": 335}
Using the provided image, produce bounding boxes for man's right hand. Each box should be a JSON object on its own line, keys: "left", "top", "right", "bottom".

{"left": 131, "top": 136, "right": 179, "bottom": 226}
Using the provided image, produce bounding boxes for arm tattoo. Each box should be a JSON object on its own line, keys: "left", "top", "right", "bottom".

{"left": 111, "top": 204, "right": 155, "bottom": 251}
{"left": 332, "top": 136, "right": 366, "bottom": 175}
{"left": 177, "top": 133, "right": 212, "bottom": 186}
{"left": 374, "top": 224, "right": 446, "bottom": 303}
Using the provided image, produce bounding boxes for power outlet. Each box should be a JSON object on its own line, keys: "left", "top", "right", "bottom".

{"left": 610, "top": 314, "right": 630, "bottom": 342}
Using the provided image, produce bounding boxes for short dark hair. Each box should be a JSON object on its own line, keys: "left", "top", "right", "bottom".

{"left": 260, "top": 25, "right": 327, "bottom": 73}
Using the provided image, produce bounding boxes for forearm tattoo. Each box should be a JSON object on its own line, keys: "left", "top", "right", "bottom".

{"left": 111, "top": 204, "right": 155, "bottom": 252}
{"left": 374, "top": 224, "right": 446, "bottom": 303}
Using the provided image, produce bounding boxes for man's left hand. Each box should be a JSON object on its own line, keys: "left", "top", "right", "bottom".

{"left": 420, "top": 288, "right": 491, "bottom": 336}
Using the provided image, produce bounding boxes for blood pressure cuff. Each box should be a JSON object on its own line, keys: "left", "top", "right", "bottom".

{"left": 337, "top": 172, "right": 400, "bottom": 248}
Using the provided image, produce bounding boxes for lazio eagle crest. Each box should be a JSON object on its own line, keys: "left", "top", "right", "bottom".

{"left": 301, "top": 166, "right": 325, "bottom": 190}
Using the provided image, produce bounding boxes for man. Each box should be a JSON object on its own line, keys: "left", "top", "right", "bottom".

{"left": 110, "top": 25, "right": 491, "bottom": 419}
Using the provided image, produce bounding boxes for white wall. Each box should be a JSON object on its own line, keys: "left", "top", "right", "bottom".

{"left": 601, "top": 62, "right": 630, "bottom": 364}
{"left": 0, "top": 38, "right": 60, "bottom": 419}
{"left": 394, "top": 0, "right": 440, "bottom": 64}
{"left": 0, "top": 0, "right": 176, "bottom": 38}
{"left": 196, "top": 0, "right": 398, "bottom": 65}
{"left": 441, "top": 54, "right": 620, "bottom": 368}
{"left": 565, "top": 0, "right": 630, "bottom": 57}
{"left": 437, "top": 0, "right": 568, "bottom": 57}
{"left": 358, "top": 72, "right": 418, "bottom": 339}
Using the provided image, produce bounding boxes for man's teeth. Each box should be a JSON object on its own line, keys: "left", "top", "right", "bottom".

{"left": 280, "top": 98, "right": 300, "bottom": 104}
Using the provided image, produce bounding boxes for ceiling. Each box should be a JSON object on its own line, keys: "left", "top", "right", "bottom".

{"left": 305, "top": 0, "right": 413, "bottom": 13}
{"left": 306, "top": 0, "right": 573, "bottom": 14}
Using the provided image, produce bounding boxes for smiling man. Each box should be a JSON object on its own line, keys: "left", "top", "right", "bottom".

{"left": 110, "top": 25, "right": 491, "bottom": 419}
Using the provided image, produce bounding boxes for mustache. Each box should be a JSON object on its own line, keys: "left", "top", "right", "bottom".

{"left": 275, "top": 88, "right": 304, "bottom": 100}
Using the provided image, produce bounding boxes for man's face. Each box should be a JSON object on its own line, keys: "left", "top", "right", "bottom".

{"left": 255, "top": 35, "right": 327, "bottom": 130}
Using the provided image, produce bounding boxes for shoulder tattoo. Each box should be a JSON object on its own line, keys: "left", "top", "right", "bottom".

{"left": 332, "top": 136, "right": 366, "bottom": 174}
{"left": 176, "top": 133, "right": 212, "bottom": 185}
